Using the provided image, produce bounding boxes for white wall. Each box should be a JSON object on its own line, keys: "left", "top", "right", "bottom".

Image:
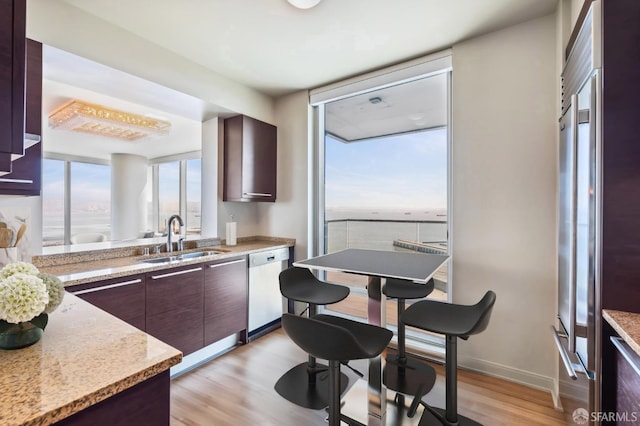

{"left": 570, "top": 0, "right": 585, "bottom": 29}
{"left": 201, "top": 118, "right": 219, "bottom": 238}
{"left": 451, "top": 13, "right": 557, "bottom": 391}
{"left": 0, "top": 196, "right": 42, "bottom": 259}
{"left": 259, "top": 91, "right": 311, "bottom": 260}
{"left": 26, "top": 0, "right": 274, "bottom": 124}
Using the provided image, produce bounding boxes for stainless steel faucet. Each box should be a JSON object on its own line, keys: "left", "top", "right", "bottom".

{"left": 166, "top": 215, "right": 184, "bottom": 252}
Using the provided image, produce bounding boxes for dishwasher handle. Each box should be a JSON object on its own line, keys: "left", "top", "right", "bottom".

{"left": 249, "top": 247, "right": 289, "bottom": 268}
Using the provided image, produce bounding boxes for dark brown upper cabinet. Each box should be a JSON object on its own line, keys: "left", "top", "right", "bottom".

{"left": 0, "top": 38, "right": 42, "bottom": 195}
{"left": 223, "top": 115, "right": 277, "bottom": 202}
{"left": 0, "top": 0, "right": 26, "bottom": 173}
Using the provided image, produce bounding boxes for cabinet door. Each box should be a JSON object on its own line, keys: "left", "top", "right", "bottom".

{"left": 203, "top": 256, "right": 248, "bottom": 346}
{"left": 25, "top": 39, "right": 42, "bottom": 136}
{"left": 223, "top": 115, "right": 277, "bottom": 202}
{"left": 0, "top": 38, "right": 40, "bottom": 193}
{"left": 0, "top": 0, "right": 26, "bottom": 164}
{"left": 146, "top": 265, "right": 204, "bottom": 355}
{"left": 67, "top": 274, "right": 146, "bottom": 331}
{"left": 610, "top": 336, "right": 640, "bottom": 419}
{"left": 241, "top": 116, "right": 277, "bottom": 202}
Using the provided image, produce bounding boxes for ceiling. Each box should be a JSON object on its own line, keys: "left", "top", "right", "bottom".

{"left": 43, "top": 0, "right": 557, "bottom": 158}
{"left": 325, "top": 73, "right": 448, "bottom": 142}
{"left": 61, "top": 0, "right": 558, "bottom": 97}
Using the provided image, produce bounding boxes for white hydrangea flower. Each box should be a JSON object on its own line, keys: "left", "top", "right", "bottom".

{"left": 0, "top": 261, "right": 40, "bottom": 279}
{"left": 39, "top": 273, "right": 65, "bottom": 314}
{"left": 0, "top": 273, "right": 48, "bottom": 324}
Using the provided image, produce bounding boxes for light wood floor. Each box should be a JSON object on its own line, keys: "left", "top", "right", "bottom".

{"left": 170, "top": 329, "right": 573, "bottom": 425}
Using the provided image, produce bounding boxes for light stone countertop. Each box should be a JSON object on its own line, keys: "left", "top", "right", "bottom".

{"left": 36, "top": 237, "right": 295, "bottom": 287}
{"left": 603, "top": 309, "right": 640, "bottom": 357}
{"left": 0, "top": 294, "right": 182, "bottom": 426}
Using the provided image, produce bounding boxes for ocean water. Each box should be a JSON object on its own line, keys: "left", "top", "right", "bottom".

{"left": 325, "top": 208, "right": 447, "bottom": 253}
{"left": 43, "top": 210, "right": 201, "bottom": 243}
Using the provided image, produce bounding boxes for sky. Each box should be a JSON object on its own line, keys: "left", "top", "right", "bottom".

{"left": 42, "top": 160, "right": 111, "bottom": 210}
{"left": 324, "top": 128, "right": 447, "bottom": 211}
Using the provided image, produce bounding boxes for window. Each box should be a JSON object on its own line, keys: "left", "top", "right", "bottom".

{"left": 42, "top": 159, "right": 65, "bottom": 245}
{"left": 158, "top": 161, "right": 180, "bottom": 233}
{"left": 42, "top": 159, "right": 111, "bottom": 245}
{"left": 312, "top": 59, "right": 451, "bottom": 349}
{"left": 70, "top": 162, "right": 111, "bottom": 240}
{"left": 186, "top": 158, "right": 202, "bottom": 234}
{"left": 44, "top": 153, "right": 202, "bottom": 244}
{"left": 324, "top": 129, "right": 448, "bottom": 252}
{"left": 152, "top": 155, "right": 202, "bottom": 235}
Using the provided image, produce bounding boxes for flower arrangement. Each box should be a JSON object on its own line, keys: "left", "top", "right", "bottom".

{"left": 0, "top": 262, "right": 65, "bottom": 349}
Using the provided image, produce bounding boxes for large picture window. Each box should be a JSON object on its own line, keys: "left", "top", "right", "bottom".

{"left": 43, "top": 153, "right": 202, "bottom": 245}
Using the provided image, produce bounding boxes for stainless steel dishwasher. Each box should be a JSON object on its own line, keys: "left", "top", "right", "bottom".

{"left": 248, "top": 247, "right": 290, "bottom": 340}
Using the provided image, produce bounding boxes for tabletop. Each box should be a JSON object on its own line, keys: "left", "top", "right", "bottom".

{"left": 293, "top": 248, "right": 450, "bottom": 284}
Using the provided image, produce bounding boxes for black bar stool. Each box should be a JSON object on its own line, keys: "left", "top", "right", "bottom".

{"left": 274, "top": 267, "right": 350, "bottom": 409}
{"left": 382, "top": 278, "right": 437, "bottom": 397}
{"left": 282, "top": 313, "right": 393, "bottom": 426}
{"left": 402, "top": 291, "right": 496, "bottom": 426}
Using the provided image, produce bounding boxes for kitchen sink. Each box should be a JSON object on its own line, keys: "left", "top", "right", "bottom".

{"left": 139, "top": 250, "right": 223, "bottom": 264}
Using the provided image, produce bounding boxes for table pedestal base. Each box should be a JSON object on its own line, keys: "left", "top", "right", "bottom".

{"left": 416, "top": 407, "right": 483, "bottom": 426}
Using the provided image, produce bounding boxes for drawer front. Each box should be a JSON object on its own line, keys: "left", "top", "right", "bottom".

{"left": 68, "top": 274, "right": 146, "bottom": 331}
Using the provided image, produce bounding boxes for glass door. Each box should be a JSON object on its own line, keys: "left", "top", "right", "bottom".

{"left": 316, "top": 72, "right": 451, "bottom": 348}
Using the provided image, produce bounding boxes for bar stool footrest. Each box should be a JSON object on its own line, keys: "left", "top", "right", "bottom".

{"left": 384, "top": 356, "right": 436, "bottom": 397}
{"left": 274, "top": 362, "right": 349, "bottom": 409}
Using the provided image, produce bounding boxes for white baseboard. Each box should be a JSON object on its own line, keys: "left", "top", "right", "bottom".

{"left": 457, "top": 354, "right": 556, "bottom": 397}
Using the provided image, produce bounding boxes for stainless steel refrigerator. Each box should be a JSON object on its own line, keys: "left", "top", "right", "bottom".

{"left": 552, "top": 0, "right": 601, "bottom": 420}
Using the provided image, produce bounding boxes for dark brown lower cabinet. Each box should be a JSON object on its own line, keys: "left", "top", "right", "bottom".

{"left": 67, "top": 256, "right": 252, "bottom": 357}
{"left": 204, "top": 256, "right": 248, "bottom": 346}
{"left": 55, "top": 370, "right": 170, "bottom": 426}
{"left": 602, "top": 321, "right": 640, "bottom": 422}
{"left": 145, "top": 265, "right": 204, "bottom": 355}
{"left": 67, "top": 274, "right": 146, "bottom": 331}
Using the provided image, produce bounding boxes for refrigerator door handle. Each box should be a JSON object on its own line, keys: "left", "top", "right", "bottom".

{"left": 551, "top": 326, "right": 585, "bottom": 380}
{"left": 567, "top": 93, "right": 579, "bottom": 354}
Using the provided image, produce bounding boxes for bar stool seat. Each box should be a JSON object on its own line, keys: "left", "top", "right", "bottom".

{"left": 403, "top": 291, "right": 496, "bottom": 426}
{"left": 280, "top": 267, "right": 350, "bottom": 306}
{"left": 384, "top": 278, "right": 433, "bottom": 300}
{"left": 382, "top": 278, "right": 436, "bottom": 399}
{"left": 282, "top": 313, "right": 393, "bottom": 426}
{"left": 275, "top": 267, "right": 350, "bottom": 409}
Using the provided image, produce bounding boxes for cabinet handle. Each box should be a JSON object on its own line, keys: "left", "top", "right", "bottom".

{"left": 208, "top": 259, "right": 246, "bottom": 268}
{"left": 151, "top": 267, "right": 203, "bottom": 280}
{"left": 70, "top": 279, "right": 142, "bottom": 295}
{"left": 610, "top": 336, "right": 640, "bottom": 376}
{"left": 0, "top": 178, "right": 34, "bottom": 184}
{"left": 243, "top": 192, "right": 272, "bottom": 197}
